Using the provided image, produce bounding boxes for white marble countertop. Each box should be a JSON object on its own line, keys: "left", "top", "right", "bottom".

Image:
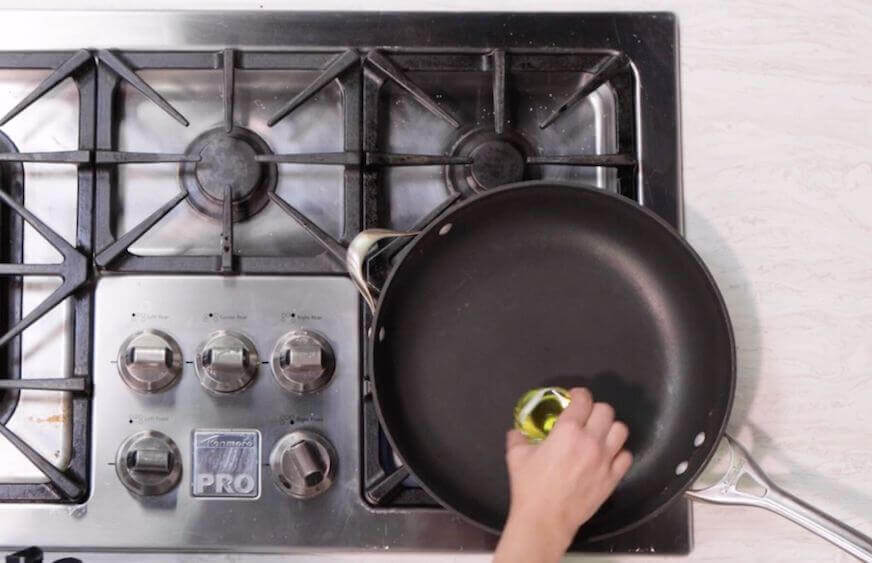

{"left": 2, "top": 0, "right": 870, "bottom": 561}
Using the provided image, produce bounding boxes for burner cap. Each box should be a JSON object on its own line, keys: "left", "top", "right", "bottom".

{"left": 468, "top": 140, "right": 525, "bottom": 190}
{"left": 446, "top": 127, "right": 536, "bottom": 195}
{"left": 180, "top": 126, "right": 277, "bottom": 222}
{"left": 196, "top": 136, "right": 261, "bottom": 201}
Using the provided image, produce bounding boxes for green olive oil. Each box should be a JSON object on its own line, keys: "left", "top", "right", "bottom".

{"left": 513, "top": 387, "right": 571, "bottom": 442}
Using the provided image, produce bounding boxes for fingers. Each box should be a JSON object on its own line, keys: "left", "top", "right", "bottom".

{"left": 569, "top": 387, "right": 593, "bottom": 406}
{"left": 554, "top": 387, "right": 594, "bottom": 429}
{"left": 585, "top": 402, "right": 615, "bottom": 439}
{"left": 506, "top": 429, "right": 528, "bottom": 452}
{"left": 604, "top": 421, "right": 629, "bottom": 457}
{"left": 611, "top": 450, "right": 633, "bottom": 480}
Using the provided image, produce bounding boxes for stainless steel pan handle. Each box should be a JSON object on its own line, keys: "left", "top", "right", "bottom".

{"left": 688, "top": 434, "right": 872, "bottom": 562}
{"left": 346, "top": 229, "right": 418, "bottom": 312}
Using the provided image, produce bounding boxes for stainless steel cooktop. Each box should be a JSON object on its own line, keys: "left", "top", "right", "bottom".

{"left": 0, "top": 10, "right": 686, "bottom": 554}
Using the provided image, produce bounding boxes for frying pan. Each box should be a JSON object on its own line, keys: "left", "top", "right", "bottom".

{"left": 346, "top": 181, "right": 872, "bottom": 559}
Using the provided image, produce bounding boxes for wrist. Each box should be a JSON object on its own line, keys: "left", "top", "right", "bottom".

{"left": 510, "top": 503, "right": 577, "bottom": 548}
{"left": 494, "top": 509, "right": 574, "bottom": 563}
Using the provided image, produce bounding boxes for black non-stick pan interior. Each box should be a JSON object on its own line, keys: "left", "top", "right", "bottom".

{"left": 370, "top": 182, "right": 735, "bottom": 540}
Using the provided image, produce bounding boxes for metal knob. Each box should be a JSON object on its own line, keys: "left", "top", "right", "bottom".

{"left": 269, "top": 430, "right": 336, "bottom": 499}
{"left": 116, "top": 430, "right": 182, "bottom": 496}
{"left": 271, "top": 330, "right": 335, "bottom": 394}
{"left": 117, "top": 329, "right": 182, "bottom": 393}
{"left": 195, "top": 330, "right": 258, "bottom": 394}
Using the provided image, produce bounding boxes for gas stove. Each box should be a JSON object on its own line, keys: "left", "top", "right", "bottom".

{"left": 0, "top": 11, "right": 685, "bottom": 554}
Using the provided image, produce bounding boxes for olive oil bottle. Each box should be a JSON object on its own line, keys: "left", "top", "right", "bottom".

{"left": 513, "top": 387, "right": 571, "bottom": 442}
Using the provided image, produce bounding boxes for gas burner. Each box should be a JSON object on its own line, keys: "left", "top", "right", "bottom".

{"left": 0, "top": 49, "right": 93, "bottom": 505}
{"left": 180, "top": 126, "right": 277, "bottom": 222}
{"left": 446, "top": 127, "right": 537, "bottom": 195}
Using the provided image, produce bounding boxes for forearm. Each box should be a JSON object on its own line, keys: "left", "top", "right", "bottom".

{"left": 493, "top": 512, "right": 572, "bottom": 563}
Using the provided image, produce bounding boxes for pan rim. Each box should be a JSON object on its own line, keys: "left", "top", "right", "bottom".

{"left": 366, "top": 180, "right": 737, "bottom": 541}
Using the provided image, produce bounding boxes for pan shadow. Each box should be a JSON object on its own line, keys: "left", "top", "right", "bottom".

{"left": 685, "top": 206, "right": 763, "bottom": 431}
{"left": 686, "top": 212, "right": 872, "bottom": 531}
{"left": 742, "top": 423, "right": 872, "bottom": 525}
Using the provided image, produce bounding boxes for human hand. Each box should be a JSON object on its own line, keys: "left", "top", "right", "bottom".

{"left": 493, "top": 388, "right": 633, "bottom": 563}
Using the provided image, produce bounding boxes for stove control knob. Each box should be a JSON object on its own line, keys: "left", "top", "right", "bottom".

{"left": 269, "top": 430, "right": 336, "bottom": 499}
{"left": 116, "top": 430, "right": 182, "bottom": 496}
{"left": 271, "top": 330, "right": 335, "bottom": 394}
{"left": 195, "top": 330, "right": 258, "bottom": 394}
{"left": 117, "top": 330, "right": 182, "bottom": 393}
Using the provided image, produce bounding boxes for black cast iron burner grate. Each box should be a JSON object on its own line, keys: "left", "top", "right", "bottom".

{"left": 360, "top": 47, "right": 641, "bottom": 266}
{"left": 93, "top": 48, "right": 361, "bottom": 274}
{"left": 0, "top": 50, "right": 95, "bottom": 503}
